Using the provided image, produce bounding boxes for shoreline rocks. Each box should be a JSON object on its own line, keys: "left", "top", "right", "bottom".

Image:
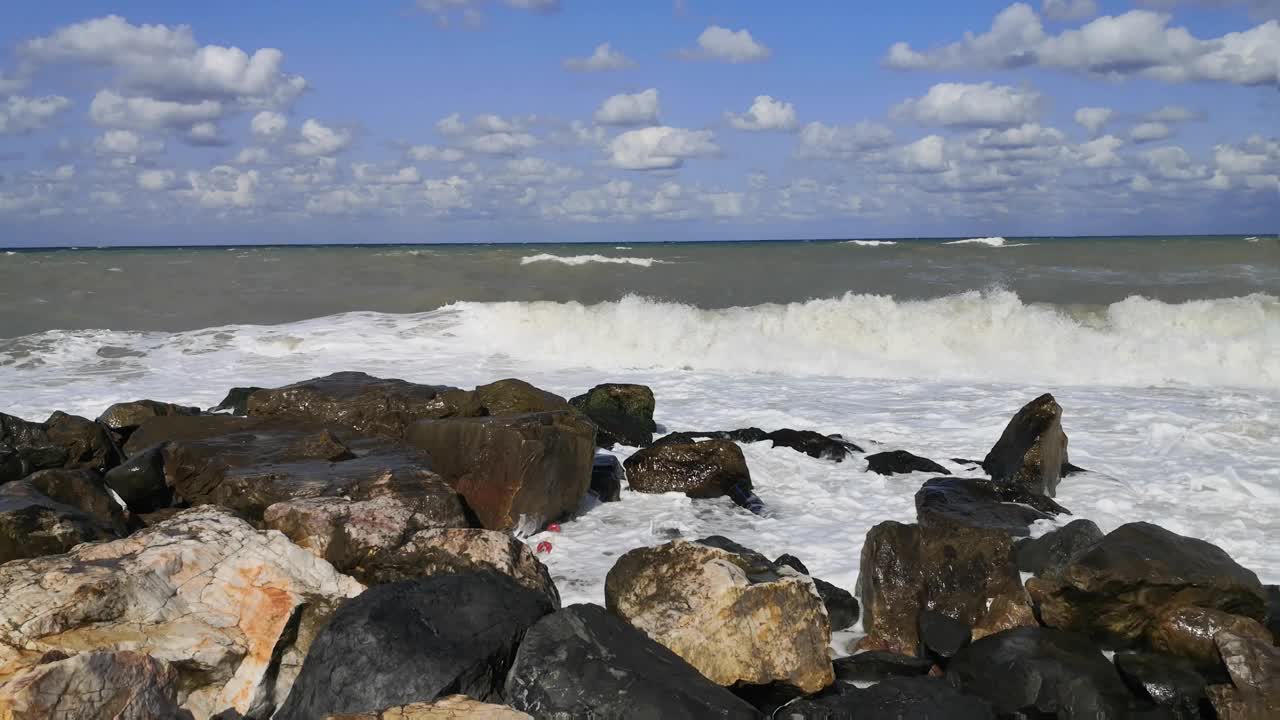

{"left": 569, "top": 383, "right": 657, "bottom": 448}
{"left": 623, "top": 438, "right": 755, "bottom": 507}
{"left": 981, "top": 393, "right": 1069, "bottom": 498}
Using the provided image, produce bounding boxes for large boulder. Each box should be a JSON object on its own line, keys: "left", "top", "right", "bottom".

{"left": 1026, "top": 522, "right": 1267, "bottom": 649}
{"left": 504, "top": 604, "right": 760, "bottom": 719}
{"left": 1, "top": 411, "right": 120, "bottom": 483}
{"left": 946, "top": 626, "right": 1148, "bottom": 718}
{"left": 1266, "top": 585, "right": 1280, "bottom": 643}
{"left": 468, "top": 378, "right": 576, "bottom": 416}
{"left": 0, "top": 478, "right": 123, "bottom": 563}
{"left": 777, "top": 677, "right": 995, "bottom": 720}
{"left": 1208, "top": 631, "right": 1280, "bottom": 719}
{"left": 915, "top": 476, "right": 1069, "bottom": 536}
{"left": 605, "top": 539, "right": 834, "bottom": 693}
{"left": 1114, "top": 652, "right": 1212, "bottom": 720}
{"left": 210, "top": 386, "right": 262, "bottom": 415}
{"left": 406, "top": 412, "right": 594, "bottom": 532}
{"left": 1149, "top": 605, "right": 1273, "bottom": 669}
{"left": 832, "top": 651, "right": 934, "bottom": 683}
{"left": 866, "top": 450, "right": 950, "bottom": 476}
{"left": 326, "top": 696, "right": 532, "bottom": 719}
{"left": 0, "top": 651, "right": 182, "bottom": 720}
{"left": 275, "top": 573, "right": 555, "bottom": 720}
{"left": 624, "top": 438, "right": 754, "bottom": 505}
{"left": 0, "top": 506, "right": 363, "bottom": 719}
{"left": 981, "top": 393, "right": 1069, "bottom": 497}
{"left": 19, "top": 468, "right": 130, "bottom": 534}
{"left": 771, "top": 552, "right": 860, "bottom": 631}
{"left": 1013, "top": 518, "right": 1103, "bottom": 575}
{"left": 103, "top": 446, "right": 170, "bottom": 512}
{"left": 246, "top": 371, "right": 465, "bottom": 437}
{"left": 856, "top": 521, "right": 1035, "bottom": 656}
{"left": 570, "top": 383, "right": 657, "bottom": 448}
{"left": 97, "top": 399, "right": 201, "bottom": 437}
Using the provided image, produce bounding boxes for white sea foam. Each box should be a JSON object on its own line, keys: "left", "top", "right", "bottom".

{"left": 521, "top": 253, "right": 666, "bottom": 267}
{"left": 843, "top": 240, "right": 898, "bottom": 246}
{"left": 615, "top": 246, "right": 633, "bottom": 250}
{"left": 945, "top": 236, "right": 1013, "bottom": 247}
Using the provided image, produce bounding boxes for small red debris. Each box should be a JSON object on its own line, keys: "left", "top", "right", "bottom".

{"left": 536, "top": 540, "right": 553, "bottom": 554}
{"left": 545, "top": 523, "right": 562, "bottom": 533}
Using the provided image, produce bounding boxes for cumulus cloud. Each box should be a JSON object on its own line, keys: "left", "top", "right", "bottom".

{"left": 352, "top": 163, "right": 422, "bottom": 185}
{"left": 1042, "top": 0, "right": 1098, "bottom": 20}
{"left": 726, "top": 95, "right": 798, "bottom": 131}
{"left": 1074, "top": 106, "right": 1113, "bottom": 134}
{"left": 608, "top": 126, "right": 719, "bottom": 170}
{"left": 899, "top": 135, "right": 950, "bottom": 173}
{"left": 89, "top": 89, "right": 222, "bottom": 130}
{"left": 884, "top": 4, "right": 1280, "bottom": 87}
{"left": 1145, "top": 105, "right": 1203, "bottom": 122}
{"left": 181, "top": 166, "right": 258, "bottom": 208}
{"left": 594, "top": 89, "right": 661, "bottom": 126}
{"left": 682, "top": 26, "right": 772, "bottom": 63}
{"left": 407, "top": 144, "right": 466, "bottom": 162}
{"left": 563, "top": 43, "right": 635, "bottom": 72}
{"left": 234, "top": 147, "right": 270, "bottom": 165}
{"left": 892, "top": 82, "right": 1041, "bottom": 128}
{"left": 795, "top": 121, "right": 894, "bottom": 158}
{"left": 702, "top": 191, "right": 745, "bottom": 217}
{"left": 417, "top": 0, "right": 560, "bottom": 27}
{"left": 1130, "top": 121, "right": 1173, "bottom": 142}
{"left": 251, "top": 110, "right": 287, "bottom": 139}
{"left": 288, "top": 119, "right": 352, "bottom": 157}
{"left": 137, "top": 169, "right": 178, "bottom": 190}
{"left": 1141, "top": 145, "right": 1208, "bottom": 180}
{"left": 93, "top": 129, "right": 162, "bottom": 155}
{"left": 1077, "top": 134, "right": 1125, "bottom": 167}
{"left": 186, "top": 121, "right": 225, "bottom": 146}
{"left": 974, "top": 123, "right": 1066, "bottom": 148}
{"left": 435, "top": 113, "right": 538, "bottom": 155}
{"left": 0, "top": 94, "right": 71, "bottom": 135}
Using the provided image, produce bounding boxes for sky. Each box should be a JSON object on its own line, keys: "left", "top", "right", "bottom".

{"left": 0, "top": 0, "right": 1278, "bottom": 246}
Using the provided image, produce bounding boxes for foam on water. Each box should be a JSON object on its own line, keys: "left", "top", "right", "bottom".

{"left": 521, "top": 253, "right": 666, "bottom": 267}
{"left": 843, "top": 240, "right": 898, "bottom": 246}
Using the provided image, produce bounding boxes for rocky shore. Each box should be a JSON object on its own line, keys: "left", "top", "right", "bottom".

{"left": 0, "top": 374, "right": 1276, "bottom": 719}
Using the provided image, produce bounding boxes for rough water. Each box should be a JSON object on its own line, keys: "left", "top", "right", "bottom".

{"left": 2, "top": 236, "right": 1278, "bottom": 607}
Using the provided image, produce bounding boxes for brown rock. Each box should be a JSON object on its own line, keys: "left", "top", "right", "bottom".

{"left": 623, "top": 438, "right": 751, "bottom": 499}
{"left": 0, "top": 478, "right": 122, "bottom": 564}
{"left": 20, "top": 468, "right": 130, "bottom": 534}
{"left": 1, "top": 411, "right": 120, "bottom": 483}
{"left": 0, "top": 651, "right": 182, "bottom": 720}
{"left": 326, "top": 695, "right": 532, "bottom": 719}
{"left": 97, "top": 399, "right": 201, "bottom": 433}
{"left": 1208, "top": 632, "right": 1280, "bottom": 719}
{"left": 569, "top": 383, "right": 657, "bottom": 448}
{"left": 856, "top": 521, "right": 1035, "bottom": 656}
{"left": 469, "top": 378, "right": 575, "bottom": 416}
{"left": 605, "top": 539, "right": 834, "bottom": 693}
{"left": 406, "top": 412, "right": 594, "bottom": 532}
{"left": 246, "top": 371, "right": 465, "bottom": 437}
{"left": 981, "top": 393, "right": 1068, "bottom": 497}
{"left": 1150, "top": 605, "right": 1274, "bottom": 668}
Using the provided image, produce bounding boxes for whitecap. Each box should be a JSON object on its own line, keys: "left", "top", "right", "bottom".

{"left": 842, "top": 240, "right": 898, "bottom": 247}
{"left": 944, "top": 236, "right": 1010, "bottom": 247}
{"left": 520, "top": 253, "right": 667, "bottom": 268}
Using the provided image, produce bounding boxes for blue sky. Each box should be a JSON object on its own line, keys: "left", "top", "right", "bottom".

{"left": 0, "top": 0, "right": 1277, "bottom": 245}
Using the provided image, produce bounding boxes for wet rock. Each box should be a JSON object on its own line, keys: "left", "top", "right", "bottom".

{"left": 866, "top": 450, "right": 950, "bottom": 476}
{"left": 589, "top": 453, "right": 623, "bottom": 502}
{"left": 504, "top": 604, "right": 759, "bottom": 719}
{"left": 981, "top": 393, "right": 1069, "bottom": 497}
{"left": 0, "top": 477, "right": 123, "bottom": 563}
{"left": 761, "top": 553, "right": 859, "bottom": 632}
{"left": 97, "top": 399, "right": 201, "bottom": 438}
{"left": 1208, "top": 631, "right": 1280, "bottom": 719}
{"left": 1264, "top": 585, "right": 1280, "bottom": 643}
{"left": 1114, "top": 652, "right": 1212, "bottom": 720}
{"left": 406, "top": 411, "right": 594, "bottom": 532}
{"left": 23, "top": 468, "right": 129, "bottom": 534}
{"left": 774, "top": 554, "right": 809, "bottom": 574}
{"left": 915, "top": 476, "right": 1069, "bottom": 536}
{"left": 918, "top": 609, "right": 973, "bottom": 661}
{"left": 211, "top": 386, "right": 262, "bottom": 416}
{"left": 569, "top": 383, "right": 657, "bottom": 448}
{"left": 246, "top": 371, "right": 465, "bottom": 437}
{"left": 832, "top": 651, "right": 934, "bottom": 683}
{"left": 1027, "top": 522, "right": 1267, "bottom": 648}
{"left": 469, "top": 378, "right": 576, "bottom": 416}
{"left": 856, "top": 521, "right": 1035, "bottom": 656}
{"left": 947, "top": 626, "right": 1147, "bottom": 718}
{"left": 1150, "top": 605, "right": 1273, "bottom": 670}
{"left": 1013, "top": 518, "right": 1103, "bottom": 576}
{"left": 1, "top": 410, "right": 120, "bottom": 483}
{"left": 624, "top": 438, "right": 754, "bottom": 506}
{"left": 658, "top": 428, "right": 861, "bottom": 461}
{"left": 0, "top": 651, "right": 182, "bottom": 720}
{"left": 103, "top": 446, "right": 171, "bottom": 511}
{"left": 275, "top": 573, "right": 555, "bottom": 720}
{"left": 777, "top": 676, "right": 995, "bottom": 720}
{"left": 0, "top": 506, "right": 363, "bottom": 719}
{"left": 326, "top": 696, "right": 532, "bottom": 719}
{"left": 605, "top": 539, "right": 834, "bottom": 693}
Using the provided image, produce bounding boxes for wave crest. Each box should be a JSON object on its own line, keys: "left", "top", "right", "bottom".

{"left": 521, "top": 253, "right": 665, "bottom": 267}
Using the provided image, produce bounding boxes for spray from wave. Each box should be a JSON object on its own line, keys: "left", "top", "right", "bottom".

{"left": 943, "top": 237, "right": 1023, "bottom": 247}
{"left": 842, "top": 240, "right": 898, "bottom": 247}
{"left": 521, "top": 253, "right": 666, "bottom": 267}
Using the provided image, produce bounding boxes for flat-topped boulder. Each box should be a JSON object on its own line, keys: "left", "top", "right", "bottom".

{"left": 657, "top": 427, "right": 862, "bottom": 461}
{"left": 97, "top": 399, "right": 201, "bottom": 437}
{"left": 569, "top": 382, "right": 657, "bottom": 448}
{"left": 246, "top": 371, "right": 466, "bottom": 437}
{"left": 915, "top": 476, "right": 1069, "bottom": 536}
{"left": 981, "top": 393, "right": 1069, "bottom": 497}
{"left": 624, "top": 438, "right": 755, "bottom": 506}
{"left": 0, "top": 651, "right": 182, "bottom": 720}
{"left": 866, "top": 450, "right": 950, "bottom": 476}
{"left": 1, "top": 410, "right": 120, "bottom": 484}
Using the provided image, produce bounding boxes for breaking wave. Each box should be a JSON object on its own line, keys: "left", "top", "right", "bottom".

{"left": 944, "top": 236, "right": 1020, "bottom": 247}
{"left": 843, "top": 240, "right": 898, "bottom": 246}
{"left": 521, "top": 253, "right": 666, "bottom": 267}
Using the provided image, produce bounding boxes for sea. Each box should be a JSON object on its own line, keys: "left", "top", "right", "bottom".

{"left": 2, "top": 235, "right": 1278, "bottom": 614}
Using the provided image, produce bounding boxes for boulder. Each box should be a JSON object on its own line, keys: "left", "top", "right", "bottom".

{"left": 210, "top": 386, "right": 262, "bottom": 415}
{"left": 97, "top": 399, "right": 201, "bottom": 436}
{"left": 589, "top": 453, "right": 623, "bottom": 502}
{"left": 1114, "top": 652, "right": 1212, "bottom": 720}
{"left": 605, "top": 539, "right": 833, "bottom": 693}
{"left": 946, "top": 627, "right": 1147, "bottom": 718}
{"left": 0, "top": 651, "right": 182, "bottom": 720}
{"left": 918, "top": 609, "right": 972, "bottom": 661}
{"left": 246, "top": 371, "right": 465, "bottom": 437}
{"left": 866, "top": 450, "right": 950, "bottom": 476}
{"left": 981, "top": 393, "right": 1069, "bottom": 497}
{"left": 21, "top": 468, "right": 130, "bottom": 533}
{"left": 857, "top": 521, "right": 1035, "bottom": 656}
{"left": 770, "top": 554, "right": 859, "bottom": 631}
{"left": 915, "top": 476, "right": 1069, "bottom": 536}
{"left": 1150, "top": 605, "right": 1273, "bottom": 669}
{"left": 406, "top": 411, "right": 594, "bottom": 532}
{"left": 1267, "top": 585, "right": 1280, "bottom": 643}
{"left": 0, "top": 480, "right": 122, "bottom": 563}
{"left": 1208, "top": 631, "right": 1280, "bottom": 719}
{"left": 469, "top": 378, "right": 576, "bottom": 416}
{"left": 326, "top": 696, "right": 532, "bottom": 719}
{"left": 1013, "top": 518, "right": 1103, "bottom": 576}
{"left": 0, "top": 506, "right": 363, "bottom": 719}
{"left": 1027, "top": 522, "right": 1267, "bottom": 648}
{"left": 624, "top": 438, "right": 754, "bottom": 506}
{"left": 1, "top": 411, "right": 120, "bottom": 483}
{"left": 777, "top": 677, "right": 995, "bottom": 720}
{"left": 103, "top": 446, "right": 171, "bottom": 512}
{"left": 275, "top": 573, "right": 555, "bottom": 720}
{"left": 658, "top": 428, "right": 861, "bottom": 461}
{"left": 504, "top": 604, "right": 760, "bottom": 719}
{"left": 569, "top": 383, "right": 657, "bottom": 448}
{"left": 832, "top": 651, "right": 934, "bottom": 683}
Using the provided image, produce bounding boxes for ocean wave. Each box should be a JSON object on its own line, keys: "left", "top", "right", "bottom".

{"left": 944, "top": 236, "right": 1017, "bottom": 247}
{"left": 843, "top": 240, "right": 898, "bottom": 246}
{"left": 520, "top": 253, "right": 666, "bottom": 267}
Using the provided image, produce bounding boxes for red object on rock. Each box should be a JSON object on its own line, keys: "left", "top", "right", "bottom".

{"left": 546, "top": 523, "right": 562, "bottom": 533}
{"left": 536, "top": 540, "right": 553, "bottom": 554}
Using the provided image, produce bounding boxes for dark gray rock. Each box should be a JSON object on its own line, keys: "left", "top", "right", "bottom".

{"left": 97, "top": 400, "right": 200, "bottom": 437}
{"left": 981, "top": 393, "right": 1069, "bottom": 497}
{"left": 832, "top": 651, "right": 933, "bottom": 683}
{"left": 1013, "top": 518, "right": 1104, "bottom": 576}
{"left": 569, "top": 383, "right": 657, "bottom": 448}
{"left": 1, "top": 411, "right": 120, "bottom": 483}
{"left": 590, "top": 453, "right": 623, "bottom": 502}
{"left": 1115, "top": 652, "right": 1212, "bottom": 720}
{"left": 866, "top": 450, "right": 950, "bottom": 476}
{"left": 915, "top": 476, "right": 1069, "bottom": 536}
{"left": 103, "top": 446, "right": 171, "bottom": 513}
{"left": 0, "top": 479, "right": 121, "bottom": 563}
{"left": 777, "top": 676, "right": 995, "bottom": 720}
{"left": 21, "top": 468, "right": 130, "bottom": 535}
{"left": 624, "top": 438, "right": 754, "bottom": 506}
{"left": 246, "top": 371, "right": 465, "bottom": 437}
{"left": 1264, "top": 585, "right": 1280, "bottom": 644}
{"left": 656, "top": 428, "right": 862, "bottom": 461}
{"left": 210, "top": 387, "right": 262, "bottom": 415}
{"left": 918, "top": 609, "right": 972, "bottom": 662}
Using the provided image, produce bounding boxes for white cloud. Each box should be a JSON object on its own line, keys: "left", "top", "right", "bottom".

{"left": 1141, "top": 145, "right": 1208, "bottom": 180}
{"left": 546, "top": 180, "right": 689, "bottom": 222}
{"left": 608, "top": 126, "right": 719, "bottom": 170}
{"left": 186, "top": 121, "right": 224, "bottom": 146}
{"left": 1074, "top": 106, "right": 1113, "bottom": 134}
{"left": 974, "top": 123, "right": 1066, "bottom": 148}
{"left": 1043, "top": 0, "right": 1098, "bottom": 20}
{"left": 594, "top": 89, "right": 660, "bottom": 126}
{"left": 563, "top": 43, "right": 635, "bottom": 72}
{"left": 0, "top": 94, "right": 72, "bottom": 135}
{"left": 435, "top": 113, "right": 537, "bottom": 155}
{"left": 137, "top": 169, "right": 178, "bottom": 190}
{"left": 892, "top": 82, "right": 1041, "bottom": 128}
{"left": 352, "top": 163, "right": 422, "bottom": 185}
{"left": 499, "top": 156, "right": 581, "bottom": 184}
{"left": 1145, "top": 105, "right": 1202, "bottom": 122}
{"left": 289, "top": 119, "right": 352, "bottom": 157}
{"left": 727, "top": 95, "right": 798, "bottom": 131}
{"left": 251, "top": 110, "right": 287, "bottom": 139}
{"left": 408, "top": 144, "right": 466, "bottom": 162}
{"left": 417, "top": 0, "right": 560, "bottom": 27}
{"left": 702, "top": 191, "right": 745, "bottom": 217}
{"left": 182, "top": 166, "right": 257, "bottom": 208}
{"left": 91, "top": 190, "right": 123, "bottom": 206}
{"left": 423, "top": 176, "right": 471, "bottom": 211}
{"left": 1077, "top": 134, "right": 1125, "bottom": 167}
{"left": 1130, "top": 121, "right": 1173, "bottom": 142}
{"left": 682, "top": 26, "right": 771, "bottom": 63}
{"left": 89, "top": 89, "right": 222, "bottom": 129}
{"left": 900, "top": 135, "right": 950, "bottom": 173}
{"left": 235, "top": 147, "right": 270, "bottom": 164}
{"left": 93, "top": 129, "right": 163, "bottom": 154}
{"left": 796, "top": 121, "right": 894, "bottom": 158}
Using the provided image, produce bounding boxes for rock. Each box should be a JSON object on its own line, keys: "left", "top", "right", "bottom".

{"left": 0, "top": 651, "right": 182, "bottom": 720}
{"left": 504, "top": 603, "right": 760, "bottom": 719}
{"left": 605, "top": 539, "right": 833, "bottom": 693}
{"left": 0, "top": 506, "right": 363, "bottom": 719}
{"left": 589, "top": 453, "right": 623, "bottom": 502}
{"left": 1114, "top": 652, "right": 1212, "bottom": 720}
{"left": 1209, "top": 631, "right": 1280, "bottom": 719}
{"left": 763, "top": 553, "right": 859, "bottom": 632}
{"left": 658, "top": 428, "right": 862, "bottom": 461}
{"left": 569, "top": 383, "right": 657, "bottom": 448}
{"left": 1, "top": 411, "right": 120, "bottom": 483}
{"left": 774, "top": 554, "right": 809, "bottom": 574}
{"left": 469, "top": 378, "right": 576, "bottom": 416}
{"left": 1150, "top": 605, "right": 1273, "bottom": 669}
{"left": 832, "top": 651, "right": 934, "bottom": 683}
{"left": 856, "top": 521, "right": 1035, "bottom": 656}
{"left": 211, "top": 386, "right": 262, "bottom": 415}
{"left": 777, "top": 676, "right": 995, "bottom": 720}
{"left": 246, "top": 371, "right": 465, "bottom": 437}
{"left": 918, "top": 609, "right": 973, "bottom": 661}
{"left": 947, "top": 626, "right": 1147, "bottom": 718}
{"left": 97, "top": 399, "right": 201, "bottom": 437}
{"left": 981, "top": 393, "right": 1069, "bottom": 497}
{"left": 406, "top": 411, "right": 594, "bottom": 532}
{"left": 866, "top": 450, "right": 950, "bottom": 476}
{"left": 326, "top": 696, "right": 532, "bottom": 719}
{"left": 103, "top": 446, "right": 171, "bottom": 512}
{"left": 275, "top": 573, "right": 555, "bottom": 720}
{"left": 1013, "top": 518, "right": 1103, "bottom": 576}
{"left": 624, "top": 438, "right": 754, "bottom": 508}
{"left": 915, "top": 476, "right": 1068, "bottom": 536}
{"left": 0, "top": 479, "right": 122, "bottom": 563}
{"left": 1266, "top": 585, "right": 1280, "bottom": 644}
{"left": 1027, "top": 522, "right": 1267, "bottom": 648}
{"left": 21, "top": 468, "right": 129, "bottom": 533}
